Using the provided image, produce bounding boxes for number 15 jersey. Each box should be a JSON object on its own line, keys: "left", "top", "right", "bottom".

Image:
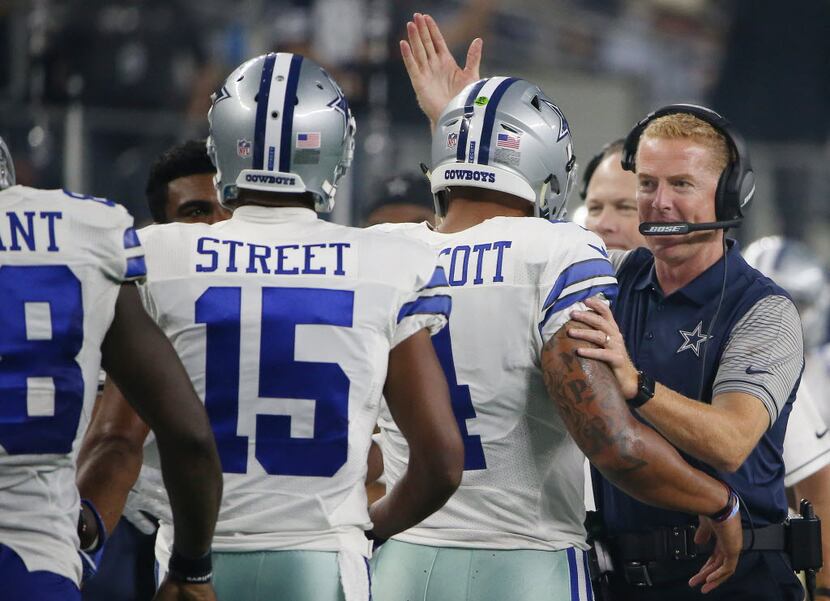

{"left": 137, "top": 205, "right": 448, "bottom": 560}
{"left": 373, "top": 217, "right": 617, "bottom": 551}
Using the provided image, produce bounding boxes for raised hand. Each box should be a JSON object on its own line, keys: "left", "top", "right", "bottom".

{"left": 400, "top": 13, "right": 483, "bottom": 128}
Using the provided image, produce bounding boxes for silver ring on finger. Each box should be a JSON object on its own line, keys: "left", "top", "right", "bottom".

{"left": 605, "top": 334, "right": 610, "bottom": 345}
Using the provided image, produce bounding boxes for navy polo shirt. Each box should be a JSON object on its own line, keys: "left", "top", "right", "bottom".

{"left": 593, "top": 240, "right": 802, "bottom": 534}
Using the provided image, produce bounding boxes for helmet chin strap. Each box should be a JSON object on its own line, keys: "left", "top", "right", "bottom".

{"left": 535, "top": 180, "right": 550, "bottom": 219}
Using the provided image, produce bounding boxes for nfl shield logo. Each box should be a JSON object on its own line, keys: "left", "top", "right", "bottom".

{"left": 447, "top": 132, "right": 458, "bottom": 149}
{"left": 237, "top": 139, "right": 252, "bottom": 158}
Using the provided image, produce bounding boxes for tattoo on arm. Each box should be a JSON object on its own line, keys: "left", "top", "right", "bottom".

{"left": 541, "top": 326, "right": 647, "bottom": 475}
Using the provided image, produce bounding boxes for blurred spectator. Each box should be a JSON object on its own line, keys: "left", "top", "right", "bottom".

{"left": 599, "top": 0, "right": 722, "bottom": 106}
{"left": 710, "top": 0, "right": 830, "bottom": 240}
{"left": 38, "top": 0, "right": 220, "bottom": 216}
{"left": 711, "top": 0, "right": 830, "bottom": 145}
{"left": 363, "top": 172, "right": 436, "bottom": 226}
{"left": 43, "top": 0, "right": 216, "bottom": 116}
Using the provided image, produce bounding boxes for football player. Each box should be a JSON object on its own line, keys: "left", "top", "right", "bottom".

{"left": 145, "top": 140, "right": 231, "bottom": 225}
{"left": 0, "top": 135, "right": 222, "bottom": 601}
{"left": 76, "top": 53, "right": 464, "bottom": 601}
{"left": 744, "top": 236, "right": 830, "bottom": 599}
{"left": 367, "top": 14, "right": 743, "bottom": 601}
{"left": 80, "top": 139, "right": 231, "bottom": 601}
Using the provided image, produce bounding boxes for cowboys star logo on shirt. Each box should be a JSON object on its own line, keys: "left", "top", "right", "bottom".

{"left": 676, "top": 321, "right": 712, "bottom": 356}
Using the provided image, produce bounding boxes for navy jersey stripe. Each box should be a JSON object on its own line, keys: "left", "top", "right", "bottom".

{"left": 539, "top": 283, "right": 618, "bottom": 334}
{"left": 278, "top": 54, "right": 304, "bottom": 173}
{"left": 125, "top": 256, "right": 147, "bottom": 279}
{"left": 476, "top": 77, "right": 518, "bottom": 165}
{"left": 253, "top": 53, "right": 277, "bottom": 170}
{"left": 456, "top": 79, "right": 489, "bottom": 162}
{"left": 419, "top": 266, "right": 449, "bottom": 291}
{"left": 542, "top": 258, "right": 615, "bottom": 311}
{"left": 397, "top": 294, "right": 452, "bottom": 323}
{"left": 123, "top": 227, "right": 141, "bottom": 249}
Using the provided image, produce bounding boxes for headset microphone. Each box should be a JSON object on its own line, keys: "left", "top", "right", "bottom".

{"left": 639, "top": 219, "right": 742, "bottom": 235}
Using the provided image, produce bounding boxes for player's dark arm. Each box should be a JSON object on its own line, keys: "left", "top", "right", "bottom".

{"left": 369, "top": 329, "right": 463, "bottom": 539}
{"left": 542, "top": 322, "right": 730, "bottom": 515}
{"left": 99, "top": 283, "right": 222, "bottom": 558}
{"left": 76, "top": 377, "right": 151, "bottom": 535}
{"left": 366, "top": 439, "right": 384, "bottom": 485}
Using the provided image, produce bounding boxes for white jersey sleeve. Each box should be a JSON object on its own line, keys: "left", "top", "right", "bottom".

{"left": 783, "top": 381, "right": 830, "bottom": 487}
{"left": 538, "top": 225, "right": 618, "bottom": 343}
{"left": 370, "top": 221, "right": 450, "bottom": 346}
{"left": 0, "top": 186, "right": 142, "bottom": 584}
{"left": 392, "top": 264, "right": 451, "bottom": 347}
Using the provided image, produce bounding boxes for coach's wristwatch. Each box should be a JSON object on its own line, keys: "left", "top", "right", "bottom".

{"left": 626, "top": 370, "right": 655, "bottom": 409}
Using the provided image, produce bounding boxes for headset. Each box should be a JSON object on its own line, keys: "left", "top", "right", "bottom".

{"left": 579, "top": 138, "right": 625, "bottom": 200}
{"left": 620, "top": 103, "right": 756, "bottom": 236}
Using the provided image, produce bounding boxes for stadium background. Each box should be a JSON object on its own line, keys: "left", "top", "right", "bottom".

{"left": 0, "top": 0, "right": 827, "bottom": 253}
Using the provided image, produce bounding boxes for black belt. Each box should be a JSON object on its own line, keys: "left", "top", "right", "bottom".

{"left": 602, "top": 523, "right": 787, "bottom": 587}
{"left": 611, "top": 523, "right": 786, "bottom": 563}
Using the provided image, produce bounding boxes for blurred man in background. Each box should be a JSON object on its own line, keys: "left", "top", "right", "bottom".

{"left": 579, "top": 138, "right": 646, "bottom": 251}
{"left": 145, "top": 140, "right": 230, "bottom": 225}
{"left": 363, "top": 172, "right": 435, "bottom": 226}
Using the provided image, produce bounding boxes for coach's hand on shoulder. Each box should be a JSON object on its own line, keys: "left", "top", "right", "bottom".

{"left": 153, "top": 579, "right": 217, "bottom": 601}
{"left": 400, "top": 13, "right": 482, "bottom": 128}
{"left": 688, "top": 510, "right": 742, "bottom": 594}
{"left": 568, "top": 296, "right": 639, "bottom": 400}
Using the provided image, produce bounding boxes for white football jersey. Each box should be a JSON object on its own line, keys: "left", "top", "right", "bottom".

{"left": 804, "top": 345, "right": 830, "bottom": 428}
{"left": 137, "top": 206, "right": 448, "bottom": 560}
{"left": 373, "top": 217, "right": 617, "bottom": 551}
{"left": 0, "top": 185, "right": 145, "bottom": 583}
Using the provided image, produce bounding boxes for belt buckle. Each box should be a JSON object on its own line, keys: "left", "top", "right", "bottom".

{"left": 668, "top": 525, "right": 697, "bottom": 561}
{"left": 623, "top": 562, "right": 653, "bottom": 587}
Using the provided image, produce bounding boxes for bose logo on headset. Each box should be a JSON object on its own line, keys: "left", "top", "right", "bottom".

{"left": 443, "top": 168, "right": 496, "bottom": 183}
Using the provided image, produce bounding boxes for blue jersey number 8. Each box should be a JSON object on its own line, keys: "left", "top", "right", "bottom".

{"left": 196, "top": 286, "right": 353, "bottom": 477}
{"left": 0, "top": 265, "right": 85, "bottom": 455}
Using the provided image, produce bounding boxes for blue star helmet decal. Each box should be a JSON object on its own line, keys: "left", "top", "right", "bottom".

{"left": 211, "top": 85, "right": 231, "bottom": 106}
{"left": 539, "top": 98, "right": 570, "bottom": 141}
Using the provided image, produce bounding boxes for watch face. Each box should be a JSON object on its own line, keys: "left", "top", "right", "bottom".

{"left": 628, "top": 371, "right": 654, "bottom": 409}
{"left": 641, "top": 372, "right": 655, "bottom": 397}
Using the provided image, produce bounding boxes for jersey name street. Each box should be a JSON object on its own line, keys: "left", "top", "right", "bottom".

{"left": 195, "top": 236, "right": 351, "bottom": 276}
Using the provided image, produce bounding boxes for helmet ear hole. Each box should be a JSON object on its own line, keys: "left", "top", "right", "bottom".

{"left": 548, "top": 174, "right": 560, "bottom": 195}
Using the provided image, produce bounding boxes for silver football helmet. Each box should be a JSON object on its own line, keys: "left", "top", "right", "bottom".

{"left": 0, "top": 136, "right": 15, "bottom": 191}
{"left": 744, "top": 235, "right": 830, "bottom": 350}
{"left": 207, "top": 53, "right": 356, "bottom": 212}
{"left": 430, "top": 77, "right": 576, "bottom": 220}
